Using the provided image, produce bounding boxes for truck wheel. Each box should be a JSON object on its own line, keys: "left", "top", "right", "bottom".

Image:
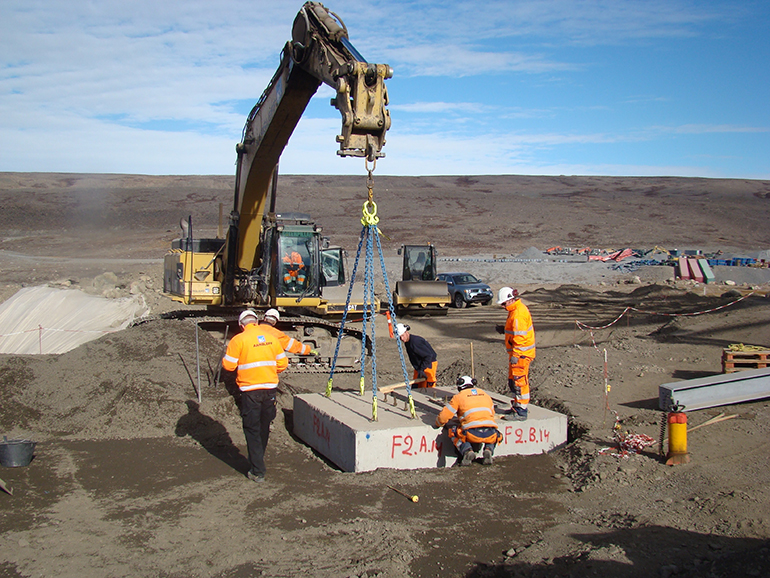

{"left": 453, "top": 293, "right": 465, "bottom": 308}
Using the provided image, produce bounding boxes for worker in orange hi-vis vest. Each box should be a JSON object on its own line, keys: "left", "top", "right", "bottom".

{"left": 434, "top": 376, "right": 503, "bottom": 466}
{"left": 282, "top": 250, "right": 306, "bottom": 288}
{"left": 496, "top": 287, "right": 536, "bottom": 421}
{"left": 222, "top": 309, "right": 288, "bottom": 483}
{"left": 259, "top": 308, "right": 318, "bottom": 357}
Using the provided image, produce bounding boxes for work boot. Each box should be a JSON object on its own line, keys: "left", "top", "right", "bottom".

{"left": 482, "top": 448, "right": 494, "bottom": 465}
{"left": 247, "top": 471, "right": 265, "bottom": 483}
{"left": 502, "top": 410, "right": 527, "bottom": 421}
{"left": 461, "top": 450, "right": 476, "bottom": 467}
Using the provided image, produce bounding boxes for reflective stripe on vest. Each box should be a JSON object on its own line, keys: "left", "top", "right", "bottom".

{"left": 238, "top": 359, "right": 277, "bottom": 371}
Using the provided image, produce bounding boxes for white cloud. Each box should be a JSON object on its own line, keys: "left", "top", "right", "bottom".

{"left": 387, "top": 44, "right": 572, "bottom": 77}
{"left": 391, "top": 101, "right": 496, "bottom": 114}
{"left": 665, "top": 124, "right": 769, "bottom": 135}
{"left": 0, "top": 0, "right": 765, "bottom": 179}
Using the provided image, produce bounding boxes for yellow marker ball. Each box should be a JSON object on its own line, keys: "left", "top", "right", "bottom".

{"left": 411, "top": 495, "right": 419, "bottom": 503}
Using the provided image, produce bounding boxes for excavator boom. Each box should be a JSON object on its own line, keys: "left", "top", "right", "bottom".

{"left": 163, "top": 2, "right": 391, "bottom": 372}
{"left": 227, "top": 0, "right": 391, "bottom": 289}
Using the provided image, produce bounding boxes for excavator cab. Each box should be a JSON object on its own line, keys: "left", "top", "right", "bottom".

{"left": 267, "top": 218, "right": 376, "bottom": 317}
{"left": 277, "top": 232, "right": 313, "bottom": 295}
{"left": 264, "top": 214, "right": 323, "bottom": 308}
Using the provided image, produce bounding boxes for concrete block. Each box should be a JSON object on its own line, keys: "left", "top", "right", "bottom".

{"left": 293, "top": 386, "right": 568, "bottom": 472}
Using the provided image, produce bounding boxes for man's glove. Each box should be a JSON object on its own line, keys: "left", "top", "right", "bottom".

{"left": 309, "top": 349, "right": 319, "bottom": 356}
{"left": 510, "top": 356, "right": 519, "bottom": 365}
{"left": 495, "top": 324, "right": 505, "bottom": 334}
{"left": 416, "top": 370, "right": 427, "bottom": 380}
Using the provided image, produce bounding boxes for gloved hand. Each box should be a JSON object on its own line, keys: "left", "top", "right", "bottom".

{"left": 309, "top": 349, "right": 319, "bottom": 356}
{"left": 416, "top": 370, "right": 427, "bottom": 380}
{"left": 510, "top": 356, "right": 519, "bottom": 366}
{"left": 495, "top": 324, "right": 505, "bottom": 334}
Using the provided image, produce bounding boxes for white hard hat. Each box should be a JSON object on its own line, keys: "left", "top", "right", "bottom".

{"left": 238, "top": 309, "right": 258, "bottom": 325}
{"left": 456, "top": 375, "right": 477, "bottom": 391}
{"left": 497, "top": 286, "right": 519, "bottom": 304}
{"left": 395, "top": 323, "right": 410, "bottom": 337}
{"left": 264, "top": 308, "right": 280, "bottom": 322}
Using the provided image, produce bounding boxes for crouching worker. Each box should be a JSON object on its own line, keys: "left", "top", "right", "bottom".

{"left": 395, "top": 323, "right": 437, "bottom": 388}
{"left": 434, "top": 375, "right": 503, "bottom": 466}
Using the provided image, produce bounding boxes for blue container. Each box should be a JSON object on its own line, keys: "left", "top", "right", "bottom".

{"left": 0, "top": 437, "right": 36, "bottom": 467}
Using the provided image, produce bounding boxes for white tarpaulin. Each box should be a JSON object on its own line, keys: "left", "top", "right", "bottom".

{"left": 0, "top": 286, "right": 150, "bottom": 355}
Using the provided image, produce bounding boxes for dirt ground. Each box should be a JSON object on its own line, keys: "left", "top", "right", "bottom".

{"left": 1, "top": 172, "right": 770, "bottom": 578}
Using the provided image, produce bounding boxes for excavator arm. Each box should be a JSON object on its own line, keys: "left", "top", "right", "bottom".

{"left": 227, "top": 1, "right": 392, "bottom": 284}
{"left": 163, "top": 2, "right": 387, "bottom": 372}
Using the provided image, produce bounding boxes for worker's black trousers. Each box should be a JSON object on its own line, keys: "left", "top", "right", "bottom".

{"left": 240, "top": 388, "right": 277, "bottom": 477}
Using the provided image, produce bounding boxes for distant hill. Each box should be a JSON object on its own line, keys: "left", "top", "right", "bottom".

{"left": 1, "top": 172, "right": 768, "bottom": 256}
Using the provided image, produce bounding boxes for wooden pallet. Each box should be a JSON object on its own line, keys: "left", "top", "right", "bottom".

{"left": 722, "top": 349, "right": 770, "bottom": 373}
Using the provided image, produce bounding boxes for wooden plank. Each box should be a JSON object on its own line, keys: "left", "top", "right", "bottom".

{"left": 689, "top": 258, "right": 705, "bottom": 283}
{"left": 380, "top": 379, "right": 419, "bottom": 394}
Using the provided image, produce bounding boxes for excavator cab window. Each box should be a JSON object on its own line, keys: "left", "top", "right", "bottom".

{"left": 320, "top": 247, "right": 345, "bottom": 287}
{"left": 277, "top": 231, "right": 317, "bottom": 296}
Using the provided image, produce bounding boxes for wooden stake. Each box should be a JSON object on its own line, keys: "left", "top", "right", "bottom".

{"left": 470, "top": 342, "right": 475, "bottom": 378}
{"left": 387, "top": 485, "right": 419, "bottom": 503}
{"left": 662, "top": 412, "right": 737, "bottom": 445}
{"left": 687, "top": 413, "right": 737, "bottom": 434}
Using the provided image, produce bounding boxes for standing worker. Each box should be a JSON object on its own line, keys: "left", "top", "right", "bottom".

{"left": 395, "top": 323, "right": 437, "bottom": 388}
{"left": 497, "top": 287, "right": 536, "bottom": 421}
{"left": 435, "top": 376, "right": 502, "bottom": 466}
{"left": 222, "top": 309, "right": 288, "bottom": 482}
{"left": 259, "top": 308, "right": 319, "bottom": 357}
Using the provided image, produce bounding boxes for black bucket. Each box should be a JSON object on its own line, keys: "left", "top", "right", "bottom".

{"left": 0, "top": 437, "right": 37, "bottom": 467}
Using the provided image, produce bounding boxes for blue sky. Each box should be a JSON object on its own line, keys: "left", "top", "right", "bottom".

{"left": 1, "top": 0, "right": 768, "bottom": 178}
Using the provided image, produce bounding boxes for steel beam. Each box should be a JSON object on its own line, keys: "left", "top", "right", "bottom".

{"left": 659, "top": 367, "right": 770, "bottom": 412}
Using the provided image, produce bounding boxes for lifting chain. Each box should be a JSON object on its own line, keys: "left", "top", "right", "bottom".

{"left": 326, "top": 155, "right": 416, "bottom": 421}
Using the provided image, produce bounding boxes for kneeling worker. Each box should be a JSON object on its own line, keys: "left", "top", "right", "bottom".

{"left": 434, "top": 375, "right": 503, "bottom": 466}
{"left": 395, "top": 323, "right": 437, "bottom": 388}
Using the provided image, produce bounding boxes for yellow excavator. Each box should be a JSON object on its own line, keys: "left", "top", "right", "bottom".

{"left": 163, "top": 2, "right": 391, "bottom": 370}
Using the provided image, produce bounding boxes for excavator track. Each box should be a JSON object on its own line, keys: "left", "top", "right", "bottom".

{"left": 131, "top": 310, "right": 368, "bottom": 373}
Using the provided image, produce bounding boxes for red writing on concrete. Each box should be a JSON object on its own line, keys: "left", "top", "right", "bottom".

{"left": 391, "top": 434, "right": 442, "bottom": 458}
{"left": 312, "top": 413, "right": 331, "bottom": 445}
{"left": 502, "top": 426, "right": 550, "bottom": 445}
